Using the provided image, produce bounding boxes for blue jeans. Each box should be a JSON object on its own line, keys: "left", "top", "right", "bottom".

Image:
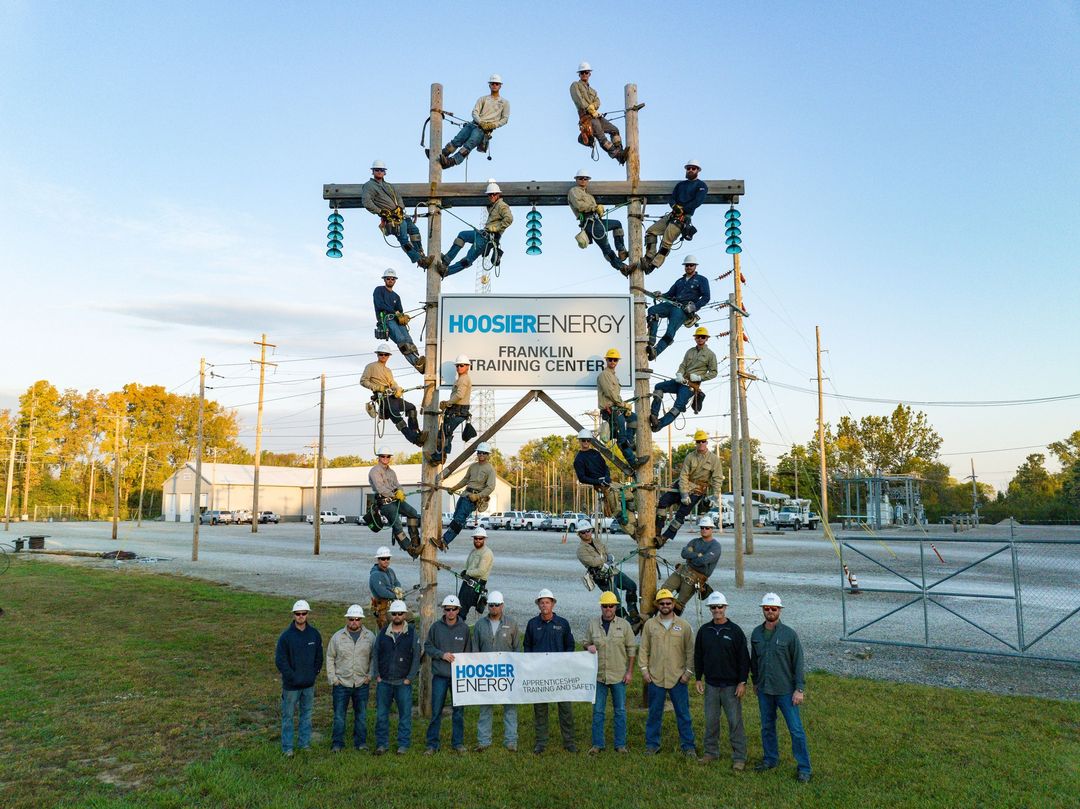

{"left": 426, "top": 675, "right": 464, "bottom": 750}
{"left": 604, "top": 408, "right": 638, "bottom": 467}
{"left": 647, "top": 301, "right": 687, "bottom": 356}
{"left": 443, "top": 497, "right": 477, "bottom": 545}
{"left": 757, "top": 691, "right": 811, "bottom": 775}
{"left": 477, "top": 704, "right": 518, "bottom": 747}
{"left": 645, "top": 681, "right": 695, "bottom": 751}
{"left": 281, "top": 686, "right": 314, "bottom": 752}
{"left": 652, "top": 379, "right": 695, "bottom": 430}
{"left": 448, "top": 122, "right": 485, "bottom": 164}
{"left": 583, "top": 216, "right": 627, "bottom": 269}
{"left": 375, "top": 681, "right": 413, "bottom": 750}
{"left": 331, "top": 683, "right": 370, "bottom": 749}
{"left": 384, "top": 317, "right": 415, "bottom": 350}
{"left": 443, "top": 230, "right": 490, "bottom": 276}
{"left": 591, "top": 681, "right": 627, "bottom": 749}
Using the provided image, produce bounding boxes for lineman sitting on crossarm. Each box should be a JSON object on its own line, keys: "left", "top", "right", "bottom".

{"left": 575, "top": 520, "right": 642, "bottom": 632}
{"left": 661, "top": 515, "right": 722, "bottom": 614}
{"left": 639, "top": 159, "right": 708, "bottom": 273}
{"left": 646, "top": 255, "right": 711, "bottom": 361}
{"left": 429, "top": 355, "right": 472, "bottom": 465}
{"left": 362, "top": 160, "right": 431, "bottom": 268}
{"left": 597, "top": 349, "right": 647, "bottom": 469}
{"left": 373, "top": 268, "right": 424, "bottom": 373}
{"left": 568, "top": 169, "right": 629, "bottom": 273}
{"left": 368, "top": 448, "right": 422, "bottom": 557}
{"left": 440, "top": 182, "right": 513, "bottom": 277}
{"left": 360, "top": 344, "right": 425, "bottom": 447}
{"left": 656, "top": 430, "right": 723, "bottom": 547}
{"left": 573, "top": 429, "right": 638, "bottom": 536}
{"left": 437, "top": 74, "right": 510, "bottom": 169}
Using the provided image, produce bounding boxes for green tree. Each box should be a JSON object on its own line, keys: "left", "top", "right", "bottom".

{"left": 857, "top": 404, "right": 942, "bottom": 473}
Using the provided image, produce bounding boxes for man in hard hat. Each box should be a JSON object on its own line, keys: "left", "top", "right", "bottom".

{"left": 660, "top": 515, "right": 723, "bottom": 613}
{"left": 568, "top": 169, "right": 628, "bottom": 272}
{"left": 458, "top": 526, "right": 494, "bottom": 620}
{"left": 275, "top": 599, "right": 324, "bottom": 756}
{"left": 361, "top": 160, "right": 431, "bottom": 268}
{"left": 651, "top": 327, "right": 718, "bottom": 430}
{"left": 361, "top": 344, "right": 425, "bottom": 446}
{"left": 369, "top": 546, "right": 405, "bottom": 630}
{"left": 429, "top": 355, "right": 472, "bottom": 465}
{"left": 570, "top": 62, "right": 626, "bottom": 163}
{"left": 369, "top": 449, "right": 422, "bottom": 558}
{"left": 373, "top": 268, "right": 425, "bottom": 372}
{"left": 437, "top": 442, "right": 496, "bottom": 550}
{"left": 573, "top": 430, "right": 638, "bottom": 537}
{"left": 639, "top": 588, "right": 696, "bottom": 759}
{"left": 575, "top": 520, "right": 641, "bottom": 631}
{"left": 695, "top": 592, "right": 749, "bottom": 770}
{"left": 751, "top": 592, "right": 811, "bottom": 782}
{"left": 440, "top": 181, "right": 513, "bottom": 277}
{"left": 372, "top": 599, "right": 421, "bottom": 755}
{"left": 645, "top": 256, "right": 711, "bottom": 360}
{"left": 584, "top": 591, "right": 637, "bottom": 754}
{"left": 655, "top": 430, "right": 722, "bottom": 547}
{"left": 472, "top": 591, "right": 520, "bottom": 751}
{"left": 640, "top": 160, "right": 708, "bottom": 273}
{"left": 326, "top": 604, "right": 376, "bottom": 752}
{"left": 424, "top": 594, "right": 472, "bottom": 755}
{"left": 597, "top": 348, "right": 645, "bottom": 468}
{"left": 524, "top": 589, "right": 578, "bottom": 753}
{"left": 437, "top": 75, "right": 510, "bottom": 168}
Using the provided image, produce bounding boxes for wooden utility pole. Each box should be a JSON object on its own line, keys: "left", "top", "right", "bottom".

{"left": 968, "top": 459, "right": 979, "bottom": 525}
{"left": 733, "top": 250, "right": 754, "bottom": 554}
{"left": 192, "top": 358, "right": 205, "bottom": 562}
{"left": 313, "top": 374, "right": 325, "bottom": 555}
{"left": 21, "top": 398, "right": 34, "bottom": 521}
{"left": 728, "top": 295, "right": 744, "bottom": 587}
{"left": 4, "top": 431, "right": 15, "bottom": 531}
{"left": 136, "top": 443, "right": 149, "bottom": 527}
{"left": 251, "top": 334, "right": 277, "bottom": 533}
{"left": 111, "top": 414, "right": 121, "bottom": 540}
{"left": 816, "top": 326, "right": 830, "bottom": 535}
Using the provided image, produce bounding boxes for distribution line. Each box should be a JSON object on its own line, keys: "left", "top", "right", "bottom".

{"left": 763, "top": 379, "right": 1080, "bottom": 408}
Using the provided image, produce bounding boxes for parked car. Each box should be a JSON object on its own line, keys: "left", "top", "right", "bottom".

{"left": 504, "top": 510, "right": 526, "bottom": 530}
{"left": 258, "top": 511, "right": 280, "bottom": 524}
{"left": 520, "top": 511, "right": 545, "bottom": 530}
{"left": 232, "top": 509, "right": 253, "bottom": 524}
{"left": 465, "top": 514, "right": 492, "bottom": 530}
{"left": 306, "top": 509, "right": 346, "bottom": 524}
{"left": 488, "top": 513, "right": 508, "bottom": 530}
{"left": 539, "top": 515, "right": 554, "bottom": 531}
{"left": 200, "top": 510, "right": 233, "bottom": 525}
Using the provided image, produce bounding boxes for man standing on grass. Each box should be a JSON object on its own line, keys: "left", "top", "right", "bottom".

{"left": 524, "top": 588, "right": 578, "bottom": 754}
{"left": 751, "top": 592, "right": 811, "bottom": 783}
{"left": 584, "top": 591, "right": 636, "bottom": 754}
{"left": 471, "top": 591, "right": 520, "bottom": 752}
{"left": 638, "top": 588, "right": 696, "bottom": 759}
{"left": 275, "top": 599, "right": 324, "bottom": 757}
{"left": 371, "top": 599, "right": 421, "bottom": 755}
{"left": 424, "top": 594, "right": 472, "bottom": 755}
{"left": 326, "top": 604, "right": 375, "bottom": 752}
{"left": 695, "top": 592, "right": 749, "bottom": 770}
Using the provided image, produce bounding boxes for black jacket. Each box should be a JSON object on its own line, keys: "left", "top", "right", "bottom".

{"left": 694, "top": 619, "right": 749, "bottom": 688}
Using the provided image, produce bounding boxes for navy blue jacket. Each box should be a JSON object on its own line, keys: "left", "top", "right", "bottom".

{"left": 524, "top": 614, "right": 575, "bottom": 653}
{"left": 372, "top": 623, "right": 421, "bottom": 684}
{"left": 664, "top": 273, "right": 711, "bottom": 309}
{"left": 275, "top": 622, "right": 324, "bottom": 690}
{"left": 670, "top": 179, "right": 708, "bottom": 216}
{"left": 574, "top": 449, "right": 611, "bottom": 487}
{"left": 369, "top": 563, "right": 402, "bottom": 600}
{"left": 373, "top": 285, "right": 403, "bottom": 317}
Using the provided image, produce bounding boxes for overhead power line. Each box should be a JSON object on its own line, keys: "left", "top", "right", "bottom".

{"left": 764, "top": 380, "right": 1080, "bottom": 408}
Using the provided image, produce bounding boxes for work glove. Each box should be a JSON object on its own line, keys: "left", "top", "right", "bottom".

{"left": 690, "top": 373, "right": 702, "bottom": 382}
{"left": 672, "top": 203, "right": 685, "bottom": 217}
{"left": 681, "top": 495, "right": 692, "bottom": 506}
{"left": 683, "top": 302, "right": 697, "bottom": 315}
{"left": 395, "top": 312, "right": 411, "bottom": 326}
{"left": 595, "top": 204, "right": 605, "bottom": 217}
{"left": 394, "top": 489, "right": 406, "bottom": 502}
{"left": 439, "top": 400, "right": 450, "bottom": 411}
{"left": 586, "top": 104, "right": 598, "bottom": 117}
{"left": 467, "top": 493, "right": 480, "bottom": 504}
{"left": 652, "top": 290, "right": 663, "bottom": 298}
{"left": 393, "top": 386, "right": 404, "bottom": 398}
{"left": 393, "top": 587, "right": 405, "bottom": 600}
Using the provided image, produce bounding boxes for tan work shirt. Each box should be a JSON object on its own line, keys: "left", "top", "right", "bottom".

{"left": 464, "top": 545, "right": 494, "bottom": 580}
{"left": 584, "top": 615, "right": 637, "bottom": 685}
{"left": 597, "top": 367, "right": 624, "bottom": 410}
{"left": 576, "top": 536, "right": 608, "bottom": 570}
{"left": 361, "top": 178, "right": 404, "bottom": 216}
{"left": 448, "top": 372, "right": 472, "bottom": 406}
{"left": 459, "top": 461, "right": 496, "bottom": 510}
{"left": 485, "top": 199, "right": 513, "bottom": 234}
{"left": 368, "top": 464, "right": 399, "bottom": 498}
{"left": 676, "top": 345, "right": 718, "bottom": 383}
{"left": 568, "top": 185, "right": 600, "bottom": 217}
{"left": 472, "top": 94, "right": 510, "bottom": 129}
{"left": 360, "top": 361, "right": 397, "bottom": 394}
{"left": 570, "top": 80, "right": 600, "bottom": 116}
{"left": 639, "top": 614, "right": 694, "bottom": 689}
{"left": 679, "top": 450, "right": 723, "bottom": 496}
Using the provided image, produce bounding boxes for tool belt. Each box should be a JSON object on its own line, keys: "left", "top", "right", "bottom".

{"left": 371, "top": 596, "right": 391, "bottom": 615}
{"left": 477, "top": 132, "right": 492, "bottom": 153}
{"left": 577, "top": 112, "right": 594, "bottom": 146}
{"left": 482, "top": 231, "right": 504, "bottom": 265}
{"left": 445, "top": 404, "right": 470, "bottom": 417}
{"left": 380, "top": 207, "right": 405, "bottom": 228}
{"left": 374, "top": 311, "right": 391, "bottom": 341}
{"left": 691, "top": 388, "right": 706, "bottom": 414}
{"left": 586, "top": 566, "right": 611, "bottom": 590}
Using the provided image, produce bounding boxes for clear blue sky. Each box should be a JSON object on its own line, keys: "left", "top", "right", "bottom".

{"left": 2, "top": 1, "right": 1078, "bottom": 492}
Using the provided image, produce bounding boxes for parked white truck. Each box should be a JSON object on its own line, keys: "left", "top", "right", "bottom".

{"left": 775, "top": 498, "right": 819, "bottom": 531}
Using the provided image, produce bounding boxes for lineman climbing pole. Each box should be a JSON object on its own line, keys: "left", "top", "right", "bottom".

{"left": 323, "top": 81, "right": 743, "bottom": 715}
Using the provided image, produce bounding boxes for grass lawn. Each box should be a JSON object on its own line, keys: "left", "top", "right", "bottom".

{"left": 0, "top": 557, "right": 1077, "bottom": 809}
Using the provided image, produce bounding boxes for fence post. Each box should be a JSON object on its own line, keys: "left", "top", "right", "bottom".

{"left": 1010, "top": 539, "right": 1026, "bottom": 652}
{"left": 919, "top": 540, "right": 929, "bottom": 646}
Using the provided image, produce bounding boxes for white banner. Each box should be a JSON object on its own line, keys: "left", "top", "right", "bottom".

{"left": 438, "top": 294, "right": 633, "bottom": 389}
{"left": 449, "top": 651, "right": 599, "bottom": 706}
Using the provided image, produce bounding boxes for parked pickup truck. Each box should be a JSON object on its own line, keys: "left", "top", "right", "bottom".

{"left": 549, "top": 512, "right": 591, "bottom": 533}
{"left": 306, "top": 509, "right": 346, "bottom": 524}
{"left": 775, "top": 499, "right": 819, "bottom": 531}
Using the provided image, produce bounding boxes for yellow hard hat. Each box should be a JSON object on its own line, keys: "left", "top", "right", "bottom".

{"left": 599, "top": 591, "right": 620, "bottom": 606}
{"left": 693, "top": 429, "right": 709, "bottom": 442}
{"left": 693, "top": 326, "right": 710, "bottom": 337}
{"left": 604, "top": 348, "right": 621, "bottom": 360}
{"left": 655, "top": 588, "right": 675, "bottom": 601}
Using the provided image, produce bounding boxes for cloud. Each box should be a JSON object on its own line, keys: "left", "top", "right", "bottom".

{"left": 97, "top": 298, "right": 358, "bottom": 335}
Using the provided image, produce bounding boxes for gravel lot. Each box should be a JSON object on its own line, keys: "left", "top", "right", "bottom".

{"left": 6, "top": 519, "right": 1078, "bottom": 702}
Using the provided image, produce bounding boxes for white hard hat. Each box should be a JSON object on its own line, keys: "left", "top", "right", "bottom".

{"left": 485, "top": 181, "right": 501, "bottom": 195}
{"left": 442, "top": 594, "right": 462, "bottom": 608}
{"left": 574, "top": 168, "right": 592, "bottom": 179}
{"left": 682, "top": 254, "right": 699, "bottom": 265}
{"left": 382, "top": 267, "right": 398, "bottom": 279}
{"left": 345, "top": 604, "right": 366, "bottom": 618}
{"left": 698, "top": 515, "right": 715, "bottom": 528}
{"left": 371, "top": 159, "right": 387, "bottom": 170}
{"left": 454, "top": 354, "right": 471, "bottom": 365}
{"left": 761, "top": 592, "right": 783, "bottom": 608}
{"left": 576, "top": 520, "right": 594, "bottom": 534}
{"left": 476, "top": 442, "right": 492, "bottom": 454}
{"left": 488, "top": 73, "right": 503, "bottom": 83}
{"left": 291, "top": 600, "right": 311, "bottom": 613}
{"left": 473, "top": 526, "right": 488, "bottom": 539}
{"left": 375, "top": 342, "right": 394, "bottom": 354}
{"left": 705, "top": 592, "right": 728, "bottom": 607}
{"left": 389, "top": 599, "right": 408, "bottom": 613}
{"left": 486, "top": 590, "right": 504, "bottom": 605}
{"left": 684, "top": 158, "right": 701, "bottom": 169}
{"left": 376, "top": 446, "right": 392, "bottom": 457}
{"left": 375, "top": 546, "right": 392, "bottom": 559}
{"left": 577, "top": 428, "right": 594, "bottom": 440}
{"left": 536, "top": 588, "right": 556, "bottom": 603}
{"left": 577, "top": 61, "right": 592, "bottom": 72}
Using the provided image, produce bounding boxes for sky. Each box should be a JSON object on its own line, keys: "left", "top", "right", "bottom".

{"left": 2, "top": 1, "right": 1078, "bottom": 493}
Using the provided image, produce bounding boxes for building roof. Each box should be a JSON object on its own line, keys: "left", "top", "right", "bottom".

{"left": 168, "top": 462, "right": 506, "bottom": 489}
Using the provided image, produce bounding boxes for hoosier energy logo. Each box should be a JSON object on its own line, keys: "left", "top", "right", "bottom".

{"left": 454, "top": 662, "right": 516, "bottom": 694}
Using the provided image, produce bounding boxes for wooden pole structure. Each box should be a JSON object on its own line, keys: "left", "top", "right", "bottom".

{"left": 733, "top": 251, "right": 754, "bottom": 554}
{"left": 729, "top": 295, "right": 744, "bottom": 588}
{"left": 3, "top": 431, "right": 15, "bottom": 531}
{"left": 816, "top": 326, "right": 830, "bottom": 536}
{"left": 251, "top": 334, "right": 276, "bottom": 533}
{"left": 192, "top": 357, "right": 205, "bottom": 561}
{"left": 111, "top": 415, "right": 121, "bottom": 539}
{"left": 625, "top": 83, "right": 658, "bottom": 618}
{"left": 21, "top": 398, "right": 34, "bottom": 521}
{"left": 313, "top": 373, "right": 325, "bottom": 555}
{"left": 418, "top": 81, "right": 445, "bottom": 719}
{"left": 137, "top": 443, "right": 148, "bottom": 527}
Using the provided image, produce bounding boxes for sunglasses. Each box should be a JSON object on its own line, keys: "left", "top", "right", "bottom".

{"left": 709, "top": 605, "right": 726, "bottom": 610}
{"left": 656, "top": 601, "right": 674, "bottom": 607}
{"left": 695, "top": 336, "right": 708, "bottom": 340}
{"left": 377, "top": 352, "right": 391, "bottom": 356}
{"left": 601, "top": 604, "right": 617, "bottom": 608}
{"left": 347, "top": 617, "right": 362, "bottom": 621}
{"left": 293, "top": 611, "right": 308, "bottom": 616}
{"left": 443, "top": 607, "right": 460, "bottom": 612}
{"left": 455, "top": 363, "right": 468, "bottom": 367}
{"left": 763, "top": 607, "right": 780, "bottom": 612}
{"left": 390, "top": 611, "right": 405, "bottom": 616}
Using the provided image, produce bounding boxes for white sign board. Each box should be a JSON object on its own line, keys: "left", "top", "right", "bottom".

{"left": 449, "top": 651, "right": 599, "bottom": 706}
{"left": 438, "top": 294, "right": 633, "bottom": 389}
